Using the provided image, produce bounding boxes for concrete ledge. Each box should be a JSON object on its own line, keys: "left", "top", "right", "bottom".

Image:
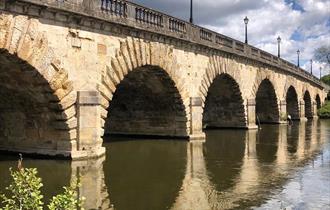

{"left": 204, "top": 125, "right": 259, "bottom": 130}
{"left": 300, "top": 117, "right": 308, "bottom": 122}
{"left": 189, "top": 133, "right": 206, "bottom": 141}
{"left": 0, "top": 146, "right": 106, "bottom": 160}
{"left": 71, "top": 147, "right": 106, "bottom": 160}
{"left": 104, "top": 132, "right": 189, "bottom": 140}
{"left": 246, "top": 125, "right": 258, "bottom": 130}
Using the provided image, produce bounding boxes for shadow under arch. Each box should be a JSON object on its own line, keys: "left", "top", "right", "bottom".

{"left": 303, "top": 90, "right": 313, "bottom": 119}
{"left": 255, "top": 79, "right": 279, "bottom": 123}
{"left": 103, "top": 65, "right": 188, "bottom": 138}
{"left": 0, "top": 49, "right": 75, "bottom": 157}
{"left": 315, "top": 94, "right": 321, "bottom": 110}
{"left": 286, "top": 86, "right": 300, "bottom": 120}
{"left": 202, "top": 73, "right": 246, "bottom": 129}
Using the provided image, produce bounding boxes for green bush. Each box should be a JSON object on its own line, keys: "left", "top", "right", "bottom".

{"left": 0, "top": 168, "right": 43, "bottom": 210}
{"left": 48, "top": 181, "right": 83, "bottom": 210}
{"left": 318, "top": 100, "right": 330, "bottom": 119}
{"left": 0, "top": 165, "right": 83, "bottom": 210}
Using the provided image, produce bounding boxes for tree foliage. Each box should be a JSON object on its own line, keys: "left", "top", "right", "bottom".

{"left": 48, "top": 181, "right": 84, "bottom": 210}
{"left": 321, "top": 74, "right": 330, "bottom": 86}
{"left": 0, "top": 168, "right": 43, "bottom": 210}
{"left": 318, "top": 100, "right": 330, "bottom": 119}
{"left": 0, "top": 163, "right": 83, "bottom": 210}
{"left": 314, "top": 45, "right": 330, "bottom": 65}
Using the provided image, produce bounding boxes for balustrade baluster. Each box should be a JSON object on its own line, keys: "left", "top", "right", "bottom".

{"left": 110, "top": 0, "right": 113, "bottom": 13}
{"left": 114, "top": 0, "right": 118, "bottom": 15}
{"left": 119, "top": 2, "right": 123, "bottom": 16}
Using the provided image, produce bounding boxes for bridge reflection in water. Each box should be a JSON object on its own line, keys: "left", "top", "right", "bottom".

{"left": 0, "top": 121, "right": 328, "bottom": 210}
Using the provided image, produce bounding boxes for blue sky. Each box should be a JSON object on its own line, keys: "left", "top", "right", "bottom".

{"left": 131, "top": 0, "right": 330, "bottom": 76}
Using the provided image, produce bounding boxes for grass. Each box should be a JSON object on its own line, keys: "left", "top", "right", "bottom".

{"left": 318, "top": 100, "right": 330, "bottom": 119}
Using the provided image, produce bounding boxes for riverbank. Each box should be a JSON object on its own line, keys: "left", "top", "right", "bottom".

{"left": 318, "top": 100, "right": 330, "bottom": 118}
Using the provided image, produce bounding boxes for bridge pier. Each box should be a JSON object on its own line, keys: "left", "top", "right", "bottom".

{"left": 246, "top": 99, "right": 258, "bottom": 129}
{"left": 75, "top": 91, "right": 105, "bottom": 159}
{"left": 279, "top": 100, "right": 288, "bottom": 124}
{"left": 189, "top": 97, "right": 206, "bottom": 140}
{"left": 299, "top": 100, "right": 308, "bottom": 121}
{"left": 312, "top": 101, "right": 319, "bottom": 119}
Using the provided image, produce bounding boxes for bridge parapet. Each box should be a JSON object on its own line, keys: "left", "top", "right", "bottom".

{"left": 10, "top": 0, "right": 323, "bottom": 88}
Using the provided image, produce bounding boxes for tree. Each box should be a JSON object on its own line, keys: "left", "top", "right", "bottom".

{"left": 0, "top": 157, "right": 83, "bottom": 210}
{"left": 314, "top": 45, "right": 330, "bottom": 65}
{"left": 321, "top": 75, "right": 330, "bottom": 86}
{"left": 0, "top": 168, "right": 44, "bottom": 210}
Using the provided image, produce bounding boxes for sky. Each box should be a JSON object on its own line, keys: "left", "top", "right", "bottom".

{"left": 130, "top": 0, "right": 330, "bottom": 77}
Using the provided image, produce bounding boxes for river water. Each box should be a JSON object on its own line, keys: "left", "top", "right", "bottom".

{"left": 0, "top": 120, "right": 329, "bottom": 210}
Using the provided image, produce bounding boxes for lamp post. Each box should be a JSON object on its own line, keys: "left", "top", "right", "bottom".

{"left": 189, "top": 0, "right": 193, "bottom": 23}
{"left": 320, "top": 67, "right": 322, "bottom": 79}
{"left": 244, "top": 16, "right": 249, "bottom": 44}
{"left": 277, "top": 36, "right": 281, "bottom": 58}
{"left": 310, "top": 59, "right": 313, "bottom": 74}
{"left": 297, "top": 49, "right": 300, "bottom": 67}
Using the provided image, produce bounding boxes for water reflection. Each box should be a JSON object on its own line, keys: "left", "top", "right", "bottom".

{"left": 103, "top": 139, "right": 186, "bottom": 210}
{"left": 0, "top": 121, "right": 329, "bottom": 210}
{"left": 72, "top": 157, "right": 111, "bottom": 210}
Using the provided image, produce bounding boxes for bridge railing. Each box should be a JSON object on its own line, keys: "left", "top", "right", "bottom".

{"left": 13, "top": 0, "right": 323, "bottom": 88}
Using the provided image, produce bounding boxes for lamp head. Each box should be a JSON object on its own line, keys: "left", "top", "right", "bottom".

{"left": 244, "top": 16, "right": 249, "bottom": 25}
{"left": 277, "top": 36, "right": 281, "bottom": 43}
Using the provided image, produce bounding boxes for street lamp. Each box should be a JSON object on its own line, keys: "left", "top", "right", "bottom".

{"left": 320, "top": 67, "right": 322, "bottom": 79}
{"left": 277, "top": 36, "right": 281, "bottom": 58}
{"left": 244, "top": 16, "right": 249, "bottom": 44}
{"left": 310, "top": 59, "right": 313, "bottom": 74}
{"left": 189, "top": 0, "right": 193, "bottom": 23}
{"left": 297, "top": 49, "right": 300, "bottom": 67}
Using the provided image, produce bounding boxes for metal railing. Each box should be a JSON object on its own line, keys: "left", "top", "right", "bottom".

{"left": 10, "top": 0, "right": 324, "bottom": 88}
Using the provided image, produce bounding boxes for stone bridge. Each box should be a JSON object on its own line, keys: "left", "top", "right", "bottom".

{"left": 0, "top": 0, "right": 327, "bottom": 159}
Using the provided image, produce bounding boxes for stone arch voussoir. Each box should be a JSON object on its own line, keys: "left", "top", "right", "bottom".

{"left": 99, "top": 37, "right": 190, "bottom": 136}
{"left": 199, "top": 54, "right": 246, "bottom": 127}
{"left": 0, "top": 13, "right": 76, "bottom": 153}
{"left": 283, "top": 76, "right": 299, "bottom": 99}
{"left": 199, "top": 54, "right": 244, "bottom": 106}
{"left": 251, "top": 70, "right": 280, "bottom": 100}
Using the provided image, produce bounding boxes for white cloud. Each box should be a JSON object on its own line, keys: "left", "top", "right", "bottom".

{"left": 132, "top": 0, "right": 330, "bottom": 76}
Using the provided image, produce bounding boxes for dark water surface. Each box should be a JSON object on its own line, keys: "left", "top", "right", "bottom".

{"left": 0, "top": 120, "right": 330, "bottom": 210}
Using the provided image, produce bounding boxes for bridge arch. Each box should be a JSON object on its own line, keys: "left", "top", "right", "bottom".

{"left": 99, "top": 38, "right": 190, "bottom": 138}
{"left": 286, "top": 86, "right": 300, "bottom": 120}
{"left": 255, "top": 79, "right": 280, "bottom": 123}
{"left": 199, "top": 55, "right": 246, "bottom": 129}
{"left": 303, "top": 90, "right": 313, "bottom": 118}
{"left": 0, "top": 16, "right": 76, "bottom": 156}
{"left": 202, "top": 73, "right": 246, "bottom": 128}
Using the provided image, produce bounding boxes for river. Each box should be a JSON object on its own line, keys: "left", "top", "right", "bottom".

{"left": 0, "top": 120, "right": 329, "bottom": 210}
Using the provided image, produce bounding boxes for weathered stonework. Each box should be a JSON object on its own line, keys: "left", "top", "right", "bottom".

{"left": 0, "top": 0, "right": 327, "bottom": 159}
